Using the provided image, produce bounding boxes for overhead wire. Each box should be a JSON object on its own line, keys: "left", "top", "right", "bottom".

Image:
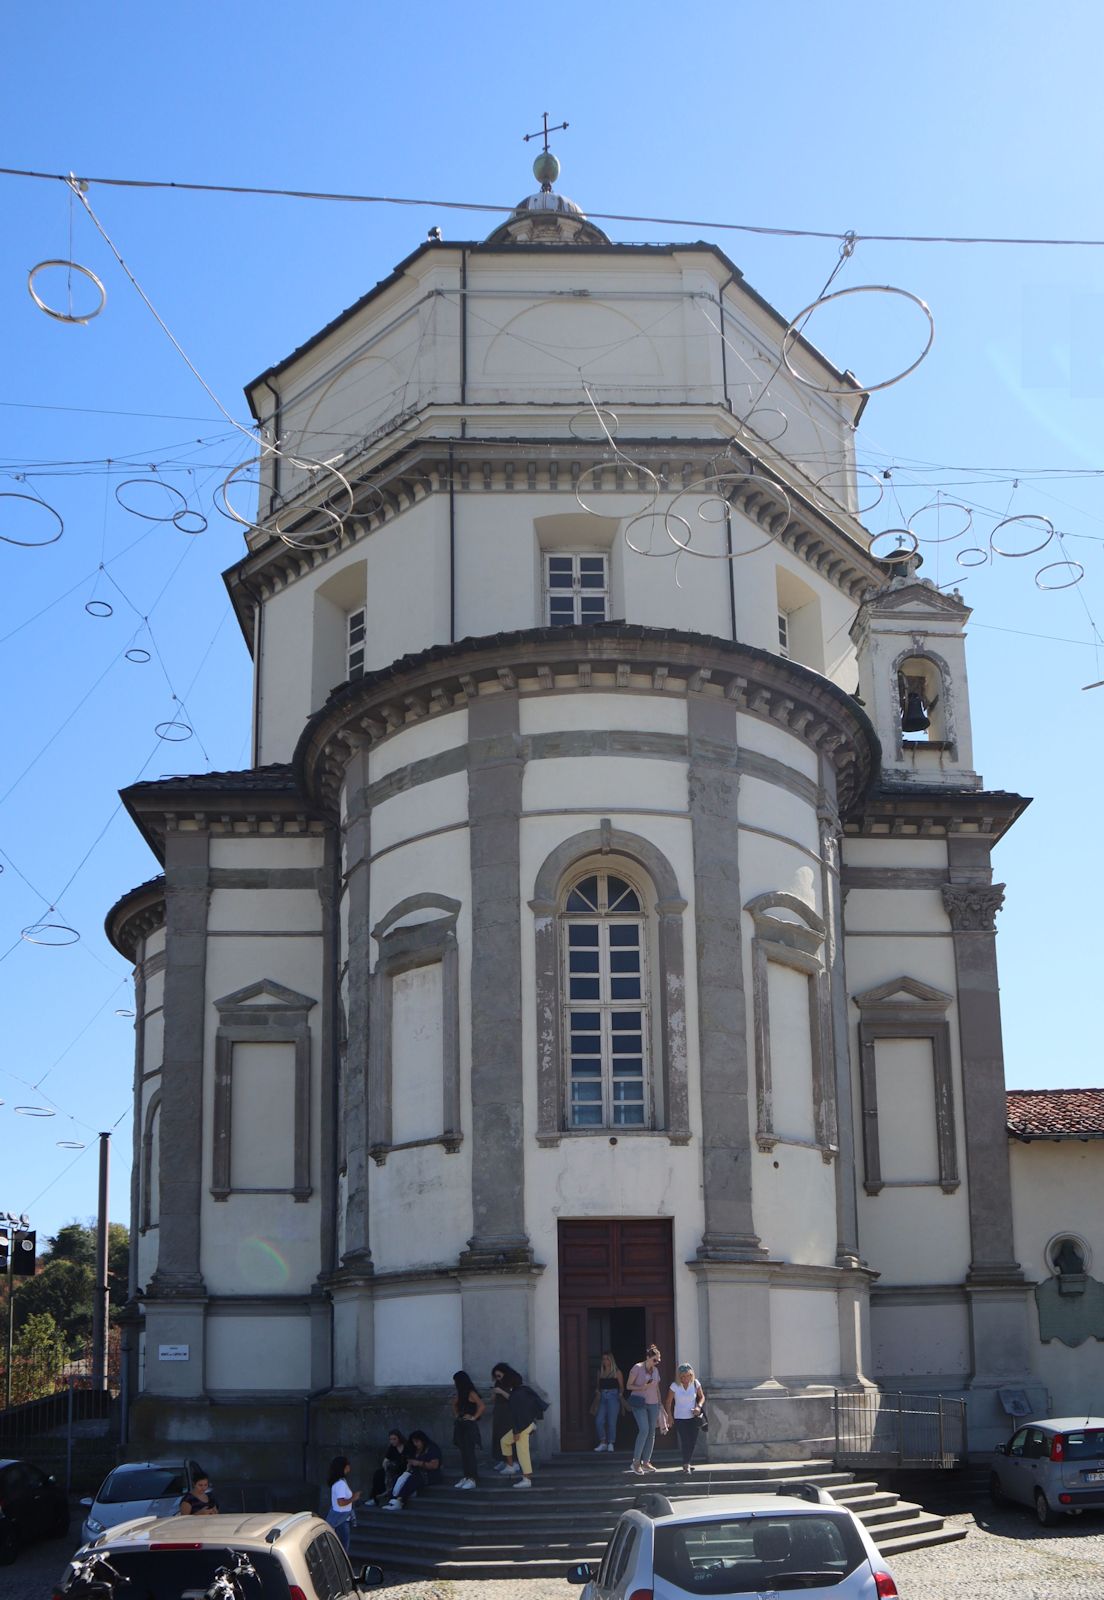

{"left": 7, "top": 164, "right": 1104, "bottom": 250}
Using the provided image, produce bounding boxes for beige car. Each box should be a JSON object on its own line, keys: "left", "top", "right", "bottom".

{"left": 59, "top": 1510, "right": 383, "bottom": 1600}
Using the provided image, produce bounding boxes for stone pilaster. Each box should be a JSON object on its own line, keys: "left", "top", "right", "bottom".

{"left": 688, "top": 696, "right": 764, "bottom": 1261}
{"left": 339, "top": 749, "right": 374, "bottom": 1275}
{"left": 818, "top": 786, "right": 862, "bottom": 1271}
{"left": 149, "top": 829, "right": 209, "bottom": 1300}
{"left": 461, "top": 691, "right": 531, "bottom": 1265}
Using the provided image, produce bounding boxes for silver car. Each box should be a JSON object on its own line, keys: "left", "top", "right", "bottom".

{"left": 991, "top": 1417, "right": 1104, "bottom": 1524}
{"left": 80, "top": 1462, "right": 191, "bottom": 1544}
{"left": 567, "top": 1484, "right": 900, "bottom": 1599}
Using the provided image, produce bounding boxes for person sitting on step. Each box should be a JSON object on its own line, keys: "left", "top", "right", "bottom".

{"left": 383, "top": 1430, "right": 443, "bottom": 1510}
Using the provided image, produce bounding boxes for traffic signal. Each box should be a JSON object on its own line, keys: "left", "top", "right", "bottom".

{"left": 12, "top": 1230, "right": 36, "bottom": 1276}
{"left": 0, "top": 1235, "right": 7, "bottom": 1271}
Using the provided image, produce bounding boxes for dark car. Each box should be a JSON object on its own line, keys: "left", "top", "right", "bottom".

{"left": 0, "top": 1456, "right": 70, "bottom": 1563}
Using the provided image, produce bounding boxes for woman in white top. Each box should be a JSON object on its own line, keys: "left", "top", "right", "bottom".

{"left": 666, "top": 1362, "right": 706, "bottom": 1473}
{"left": 625, "top": 1344, "right": 663, "bottom": 1474}
{"left": 325, "top": 1455, "right": 361, "bottom": 1551}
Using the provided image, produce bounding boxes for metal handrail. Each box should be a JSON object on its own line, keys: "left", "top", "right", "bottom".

{"left": 833, "top": 1387, "right": 965, "bottom": 1468}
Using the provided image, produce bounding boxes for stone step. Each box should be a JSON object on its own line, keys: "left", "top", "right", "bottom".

{"left": 350, "top": 1464, "right": 969, "bottom": 1579}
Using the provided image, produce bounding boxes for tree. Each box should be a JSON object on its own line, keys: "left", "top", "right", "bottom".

{"left": 12, "top": 1221, "right": 130, "bottom": 1348}
{"left": 11, "top": 1312, "right": 67, "bottom": 1405}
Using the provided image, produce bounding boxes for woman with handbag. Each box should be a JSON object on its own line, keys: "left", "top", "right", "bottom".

{"left": 590, "top": 1351, "right": 624, "bottom": 1452}
{"left": 625, "top": 1344, "right": 662, "bottom": 1475}
{"left": 666, "top": 1362, "right": 707, "bottom": 1473}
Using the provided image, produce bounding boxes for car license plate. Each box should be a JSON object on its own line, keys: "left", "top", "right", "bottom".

{"left": 1084, "top": 1471, "right": 1104, "bottom": 1483}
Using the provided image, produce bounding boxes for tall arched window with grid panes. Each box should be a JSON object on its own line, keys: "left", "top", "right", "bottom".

{"left": 562, "top": 869, "right": 649, "bottom": 1128}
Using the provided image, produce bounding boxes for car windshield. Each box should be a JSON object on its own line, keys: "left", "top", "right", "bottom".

{"left": 98, "top": 1469, "right": 185, "bottom": 1504}
{"left": 1063, "top": 1430, "right": 1104, "bottom": 1461}
{"left": 653, "top": 1513, "right": 865, "bottom": 1594}
{"left": 74, "top": 1550, "right": 291, "bottom": 1600}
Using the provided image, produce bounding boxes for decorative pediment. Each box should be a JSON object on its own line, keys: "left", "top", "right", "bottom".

{"left": 853, "top": 975, "right": 952, "bottom": 1013}
{"left": 865, "top": 581, "right": 971, "bottom": 619}
{"left": 214, "top": 979, "right": 317, "bottom": 1015}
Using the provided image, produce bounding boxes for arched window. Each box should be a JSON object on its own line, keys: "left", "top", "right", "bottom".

{"left": 531, "top": 825, "right": 689, "bottom": 1146}
{"left": 562, "top": 869, "right": 649, "bottom": 1128}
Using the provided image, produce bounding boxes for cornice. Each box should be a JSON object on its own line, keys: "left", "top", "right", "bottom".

{"left": 222, "top": 429, "right": 886, "bottom": 649}
{"left": 105, "top": 875, "right": 166, "bottom": 962}
{"left": 119, "top": 780, "right": 326, "bottom": 863}
{"left": 842, "top": 785, "right": 1031, "bottom": 844}
{"left": 292, "top": 622, "right": 880, "bottom": 818}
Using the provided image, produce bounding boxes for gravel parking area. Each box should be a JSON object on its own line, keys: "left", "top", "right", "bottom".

{"left": 14, "top": 1502, "right": 1104, "bottom": 1599}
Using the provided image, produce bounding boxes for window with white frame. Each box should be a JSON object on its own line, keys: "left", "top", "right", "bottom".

{"left": 562, "top": 870, "right": 648, "bottom": 1128}
{"left": 545, "top": 552, "right": 609, "bottom": 626}
{"left": 347, "top": 607, "right": 366, "bottom": 680}
{"left": 777, "top": 610, "right": 790, "bottom": 658}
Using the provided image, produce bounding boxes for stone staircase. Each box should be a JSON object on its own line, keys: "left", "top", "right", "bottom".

{"left": 351, "top": 1451, "right": 967, "bottom": 1579}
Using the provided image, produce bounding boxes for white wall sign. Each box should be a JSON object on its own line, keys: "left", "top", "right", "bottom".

{"left": 158, "top": 1344, "right": 190, "bottom": 1362}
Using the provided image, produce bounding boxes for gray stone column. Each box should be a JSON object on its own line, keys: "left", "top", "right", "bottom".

{"left": 688, "top": 696, "right": 764, "bottom": 1261}
{"left": 942, "top": 841, "right": 1021, "bottom": 1281}
{"left": 943, "top": 838, "right": 1035, "bottom": 1442}
{"left": 339, "top": 748, "right": 374, "bottom": 1273}
{"left": 461, "top": 691, "right": 531, "bottom": 1265}
{"left": 150, "top": 829, "right": 209, "bottom": 1298}
{"left": 818, "top": 784, "right": 861, "bottom": 1270}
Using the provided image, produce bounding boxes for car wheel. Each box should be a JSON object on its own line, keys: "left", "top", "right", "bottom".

{"left": 989, "top": 1472, "right": 1006, "bottom": 1506}
{"left": 1035, "top": 1489, "right": 1054, "bottom": 1527}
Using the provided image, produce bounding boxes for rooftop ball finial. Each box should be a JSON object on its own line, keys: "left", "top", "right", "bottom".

{"left": 533, "top": 151, "right": 560, "bottom": 191}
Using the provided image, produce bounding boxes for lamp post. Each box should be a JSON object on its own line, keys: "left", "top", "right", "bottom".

{"left": 1, "top": 1211, "right": 34, "bottom": 1411}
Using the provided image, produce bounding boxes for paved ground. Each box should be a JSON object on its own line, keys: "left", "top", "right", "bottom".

{"left": 14, "top": 1502, "right": 1104, "bottom": 1598}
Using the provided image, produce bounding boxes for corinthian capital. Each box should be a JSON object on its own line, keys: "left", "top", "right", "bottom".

{"left": 941, "top": 882, "right": 1006, "bottom": 931}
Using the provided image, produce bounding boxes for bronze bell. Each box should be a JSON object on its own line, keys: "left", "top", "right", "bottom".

{"left": 901, "top": 692, "right": 930, "bottom": 733}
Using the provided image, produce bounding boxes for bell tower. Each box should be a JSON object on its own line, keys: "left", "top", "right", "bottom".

{"left": 850, "top": 562, "right": 980, "bottom": 789}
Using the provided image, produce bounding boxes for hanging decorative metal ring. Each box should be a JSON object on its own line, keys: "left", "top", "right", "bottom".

{"left": 125, "top": 647, "right": 151, "bottom": 663}
{"left": 20, "top": 921, "right": 80, "bottom": 947}
{"left": 155, "top": 720, "right": 193, "bottom": 742}
{"left": 574, "top": 459, "right": 659, "bottom": 520}
{"left": 812, "top": 468, "right": 885, "bottom": 518}
{"left": 569, "top": 405, "right": 620, "bottom": 442}
{"left": 56, "top": 1140, "right": 86, "bottom": 1149}
{"left": 910, "top": 500, "right": 974, "bottom": 546}
{"left": 114, "top": 478, "right": 189, "bottom": 523}
{"left": 781, "top": 285, "right": 935, "bottom": 396}
{"left": 624, "top": 508, "right": 686, "bottom": 559}
{"left": 870, "top": 528, "right": 919, "bottom": 562}
{"left": 956, "top": 547, "right": 990, "bottom": 568}
{"left": 172, "top": 508, "right": 208, "bottom": 535}
{"left": 27, "top": 259, "right": 106, "bottom": 324}
{"left": 990, "top": 514, "right": 1055, "bottom": 558}
{"left": 14, "top": 1104, "right": 56, "bottom": 1117}
{"left": 0, "top": 492, "right": 64, "bottom": 547}
{"left": 1035, "top": 560, "right": 1085, "bottom": 591}
{"left": 84, "top": 599, "right": 113, "bottom": 618}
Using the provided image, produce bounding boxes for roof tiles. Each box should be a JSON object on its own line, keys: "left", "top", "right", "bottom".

{"left": 1007, "top": 1088, "right": 1104, "bottom": 1139}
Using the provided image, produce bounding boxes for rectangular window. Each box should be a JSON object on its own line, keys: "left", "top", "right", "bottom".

{"left": 565, "top": 914, "right": 647, "bottom": 1129}
{"left": 347, "top": 607, "right": 366, "bottom": 680}
{"left": 545, "top": 552, "right": 609, "bottom": 627}
{"left": 777, "top": 610, "right": 790, "bottom": 657}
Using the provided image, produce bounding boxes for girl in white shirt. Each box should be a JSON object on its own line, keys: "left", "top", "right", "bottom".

{"left": 325, "top": 1455, "right": 360, "bottom": 1551}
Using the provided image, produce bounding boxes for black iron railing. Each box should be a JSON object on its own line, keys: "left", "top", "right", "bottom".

{"left": 834, "top": 1388, "right": 965, "bottom": 1468}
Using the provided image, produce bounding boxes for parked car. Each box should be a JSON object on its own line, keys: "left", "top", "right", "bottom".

{"left": 0, "top": 1456, "right": 70, "bottom": 1564}
{"left": 566, "top": 1483, "right": 900, "bottom": 1598}
{"left": 61, "top": 1511, "right": 382, "bottom": 1600}
{"left": 991, "top": 1416, "right": 1104, "bottom": 1525}
{"left": 80, "top": 1461, "right": 192, "bottom": 1544}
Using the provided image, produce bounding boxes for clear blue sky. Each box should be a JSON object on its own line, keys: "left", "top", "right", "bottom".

{"left": 2, "top": 1, "right": 1102, "bottom": 1242}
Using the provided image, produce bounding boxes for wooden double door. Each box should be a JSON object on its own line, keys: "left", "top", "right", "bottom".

{"left": 558, "top": 1218, "right": 676, "bottom": 1451}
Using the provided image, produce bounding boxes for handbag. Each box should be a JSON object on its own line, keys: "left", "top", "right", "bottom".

{"left": 657, "top": 1408, "right": 670, "bottom": 1435}
{"left": 696, "top": 1382, "right": 709, "bottom": 1431}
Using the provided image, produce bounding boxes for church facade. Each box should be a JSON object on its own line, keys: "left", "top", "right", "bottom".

{"left": 108, "top": 169, "right": 1074, "bottom": 1473}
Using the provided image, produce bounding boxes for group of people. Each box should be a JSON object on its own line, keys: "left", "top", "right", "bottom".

{"left": 324, "top": 1362, "right": 550, "bottom": 1537}
{"left": 593, "top": 1345, "right": 707, "bottom": 1474}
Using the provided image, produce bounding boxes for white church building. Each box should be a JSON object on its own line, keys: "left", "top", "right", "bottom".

{"left": 107, "top": 157, "right": 1098, "bottom": 1475}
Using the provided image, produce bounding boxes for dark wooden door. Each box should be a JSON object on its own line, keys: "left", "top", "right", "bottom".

{"left": 558, "top": 1219, "right": 675, "bottom": 1450}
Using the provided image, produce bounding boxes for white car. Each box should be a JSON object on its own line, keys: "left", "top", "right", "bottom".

{"left": 80, "top": 1462, "right": 191, "bottom": 1544}
{"left": 567, "top": 1483, "right": 900, "bottom": 1599}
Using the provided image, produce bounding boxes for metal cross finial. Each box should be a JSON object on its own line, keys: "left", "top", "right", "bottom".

{"left": 523, "top": 112, "right": 569, "bottom": 154}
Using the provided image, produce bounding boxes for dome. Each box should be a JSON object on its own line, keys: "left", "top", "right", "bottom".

{"left": 483, "top": 171, "right": 611, "bottom": 246}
